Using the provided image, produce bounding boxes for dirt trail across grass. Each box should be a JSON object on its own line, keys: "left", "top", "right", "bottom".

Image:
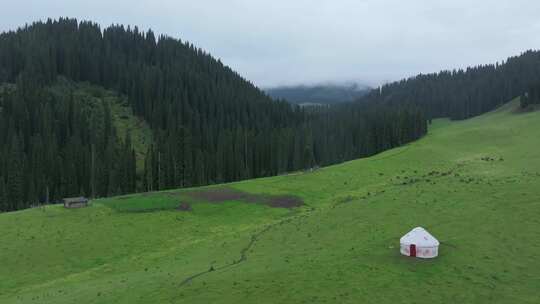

{"left": 178, "top": 207, "right": 311, "bottom": 288}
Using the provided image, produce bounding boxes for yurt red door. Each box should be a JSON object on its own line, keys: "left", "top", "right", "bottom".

{"left": 410, "top": 244, "right": 416, "bottom": 257}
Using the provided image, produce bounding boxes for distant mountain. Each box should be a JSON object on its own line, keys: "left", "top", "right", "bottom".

{"left": 265, "top": 83, "right": 370, "bottom": 105}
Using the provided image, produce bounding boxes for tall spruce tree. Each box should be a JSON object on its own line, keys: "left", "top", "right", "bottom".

{"left": 7, "top": 135, "right": 24, "bottom": 210}
{"left": 0, "top": 177, "right": 7, "bottom": 211}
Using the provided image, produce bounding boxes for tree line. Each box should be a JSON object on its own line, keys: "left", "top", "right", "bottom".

{"left": 0, "top": 77, "right": 136, "bottom": 211}
{"left": 359, "top": 51, "right": 540, "bottom": 120}
{"left": 0, "top": 18, "right": 425, "bottom": 211}
{"left": 4, "top": 18, "right": 540, "bottom": 211}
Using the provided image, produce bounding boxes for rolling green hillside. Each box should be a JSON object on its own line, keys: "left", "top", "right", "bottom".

{"left": 1, "top": 99, "right": 539, "bottom": 303}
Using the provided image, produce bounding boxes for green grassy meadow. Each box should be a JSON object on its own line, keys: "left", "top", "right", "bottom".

{"left": 1, "top": 99, "right": 539, "bottom": 303}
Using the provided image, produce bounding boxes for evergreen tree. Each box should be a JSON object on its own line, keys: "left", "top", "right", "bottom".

{"left": 0, "top": 177, "right": 7, "bottom": 212}
{"left": 7, "top": 135, "right": 24, "bottom": 210}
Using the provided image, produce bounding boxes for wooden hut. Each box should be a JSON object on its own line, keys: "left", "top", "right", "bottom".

{"left": 63, "top": 197, "right": 89, "bottom": 208}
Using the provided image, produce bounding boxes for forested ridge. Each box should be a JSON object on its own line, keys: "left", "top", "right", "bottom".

{"left": 2, "top": 18, "right": 540, "bottom": 212}
{"left": 0, "top": 18, "right": 426, "bottom": 211}
{"left": 360, "top": 50, "right": 540, "bottom": 120}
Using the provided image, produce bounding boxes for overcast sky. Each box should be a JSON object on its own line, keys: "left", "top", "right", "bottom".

{"left": 2, "top": 1, "right": 540, "bottom": 88}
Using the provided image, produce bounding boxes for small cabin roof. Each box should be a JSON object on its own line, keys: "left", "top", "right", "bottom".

{"left": 63, "top": 197, "right": 89, "bottom": 203}
{"left": 400, "top": 227, "right": 439, "bottom": 247}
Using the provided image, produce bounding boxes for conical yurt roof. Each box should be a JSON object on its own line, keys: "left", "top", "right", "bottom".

{"left": 400, "top": 227, "right": 439, "bottom": 247}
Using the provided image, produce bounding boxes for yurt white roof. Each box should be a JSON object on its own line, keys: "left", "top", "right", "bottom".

{"left": 400, "top": 227, "right": 439, "bottom": 247}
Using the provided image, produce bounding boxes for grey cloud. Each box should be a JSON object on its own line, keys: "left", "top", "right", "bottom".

{"left": 2, "top": 0, "right": 540, "bottom": 88}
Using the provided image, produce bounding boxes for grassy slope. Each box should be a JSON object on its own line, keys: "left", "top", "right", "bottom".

{"left": 108, "top": 98, "right": 153, "bottom": 174}
{"left": 1, "top": 99, "right": 539, "bottom": 303}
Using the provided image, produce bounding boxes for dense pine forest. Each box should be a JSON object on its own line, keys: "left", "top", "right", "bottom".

{"left": 360, "top": 51, "right": 540, "bottom": 120}
{"left": 2, "top": 19, "right": 539, "bottom": 212}
{"left": 0, "top": 18, "right": 427, "bottom": 211}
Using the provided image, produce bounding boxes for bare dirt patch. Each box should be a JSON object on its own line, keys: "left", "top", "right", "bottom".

{"left": 177, "top": 202, "right": 192, "bottom": 211}
{"left": 513, "top": 104, "right": 540, "bottom": 113}
{"left": 184, "top": 187, "right": 303, "bottom": 209}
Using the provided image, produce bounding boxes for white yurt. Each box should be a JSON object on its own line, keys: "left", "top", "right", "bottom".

{"left": 400, "top": 227, "right": 439, "bottom": 258}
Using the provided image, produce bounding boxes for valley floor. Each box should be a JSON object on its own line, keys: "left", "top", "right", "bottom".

{"left": 1, "top": 100, "right": 539, "bottom": 303}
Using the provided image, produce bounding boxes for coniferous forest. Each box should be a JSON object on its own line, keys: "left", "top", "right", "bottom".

{"left": 2, "top": 18, "right": 539, "bottom": 212}
{"left": 359, "top": 51, "right": 540, "bottom": 120}
{"left": 0, "top": 19, "right": 427, "bottom": 211}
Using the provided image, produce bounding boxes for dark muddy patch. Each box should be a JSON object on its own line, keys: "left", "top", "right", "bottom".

{"left": 513, "top": 104, "right": 540, "bottom": 113}
{"left": 185, "top": 187, "right": 303, "bottom": 209}
{"left": 122, "top": 207, "right": 174, "bottom": 213}
{"left": 177, "top": 202, "right": 192, "bottom": 211}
